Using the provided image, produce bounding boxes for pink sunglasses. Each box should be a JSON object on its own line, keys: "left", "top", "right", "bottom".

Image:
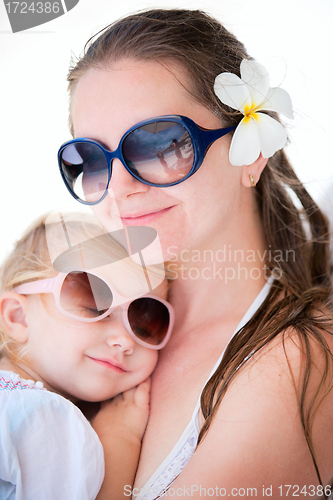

{"left": 14, "top": 270, "right": 174, "bottom": 350}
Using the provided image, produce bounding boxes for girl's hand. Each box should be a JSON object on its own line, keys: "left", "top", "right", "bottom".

{"left": 92, "top": 378, "right": 151, "bottom": 445}
{"left": 92, "top": 380, "right": 151, "bottom": 499}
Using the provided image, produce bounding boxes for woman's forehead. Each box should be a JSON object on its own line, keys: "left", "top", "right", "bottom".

{"left": 73, "top": 62, "right": 189, "bottom": 117}
{"left": 74, "top": 58, "right": 192, "bottom": 97}
{"left": 71, "top": 60, "right": 218, "bottom": 142}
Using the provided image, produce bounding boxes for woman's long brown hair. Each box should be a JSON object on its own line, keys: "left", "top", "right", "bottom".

{"left": 67, "top": 9, "right": 333, "bottom": 484}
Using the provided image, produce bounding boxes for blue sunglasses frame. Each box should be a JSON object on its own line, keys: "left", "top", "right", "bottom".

{"left": 58, "top": 115, "right": 236, "bottom": 205}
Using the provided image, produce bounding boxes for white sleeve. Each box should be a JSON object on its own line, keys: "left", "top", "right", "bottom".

{"left": 0, "top": 389, "right": 104, "bottom": 500}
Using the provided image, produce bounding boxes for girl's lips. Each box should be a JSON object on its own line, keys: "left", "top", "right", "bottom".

{"left": 88, "top": 357, "right": 127, "bottom": 373}
{"left": 120, "top": 206, "right": 174, "bottom": 225}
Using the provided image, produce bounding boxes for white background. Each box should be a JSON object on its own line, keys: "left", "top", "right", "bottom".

{"left": 0, "top": 0, "right": 333, "bottom": 263}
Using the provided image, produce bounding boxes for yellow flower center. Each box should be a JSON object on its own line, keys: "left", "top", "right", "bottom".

{"left": 243, "top": 103, "right": 259, "bottom": 123}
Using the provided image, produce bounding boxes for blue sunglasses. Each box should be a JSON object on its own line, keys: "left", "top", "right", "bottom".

{"left": 58, "top": 115, "right": 236, "bottom": 205}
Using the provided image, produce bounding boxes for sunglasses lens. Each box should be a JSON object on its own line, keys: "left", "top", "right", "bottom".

{"left": 59, "top": 142, "right": 109, "bottom": 203}
{"left": 122, "top": 121, "right": 194, "bottom": 185}
{"left": 128, "top": 297, "right": 170, "bottom": 347}
{"left": 60, "top": 272, "right": 113, "bottom": 318}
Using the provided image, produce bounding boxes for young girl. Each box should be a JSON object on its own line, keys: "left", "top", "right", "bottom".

{"left": 0, "top": 212, "right": 174, "bottom": 500}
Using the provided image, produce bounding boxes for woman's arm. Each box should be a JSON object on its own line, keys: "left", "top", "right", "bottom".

{"left": 165, "top": 332, "right": 333, "bottom": 499}
{"left": 92, "top": 379, "right": 151, "bottom": 500}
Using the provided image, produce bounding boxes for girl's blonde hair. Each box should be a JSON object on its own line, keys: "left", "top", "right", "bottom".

{"left": 0, "top": 211, "right": 166, "bottom": 362}
{"left": 0, "top": 214, "right": 53, "bottom": 361}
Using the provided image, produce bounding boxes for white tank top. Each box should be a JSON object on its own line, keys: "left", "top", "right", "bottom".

{"left": 134, "top": 278, "right": 273, "bottom": 499}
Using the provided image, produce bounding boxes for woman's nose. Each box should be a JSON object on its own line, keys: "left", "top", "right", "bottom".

{"left": 108, "top": 158, "right": 149, "bottom": 201}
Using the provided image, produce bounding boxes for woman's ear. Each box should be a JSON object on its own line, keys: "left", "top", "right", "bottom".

{"left": 240, "top": 154, "right": 268, "bottom": 188}
{"left": 0, "top": 292, "right": 29, "bottom": 343}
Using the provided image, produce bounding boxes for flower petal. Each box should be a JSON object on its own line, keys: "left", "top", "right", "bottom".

{"left": 240, "top": 59, "right": 270, "bottom": 108}
{"left": 260, "top": 87, "right": 293, "bottom": 118}
{"left": 214, "top": 73, "right": 251, "bottom": 113}
{"left": 229, "top": 117, "right": 261, "bottom": 166}
{"left": 255, "top": 112, "right": 287, "bottom": 158}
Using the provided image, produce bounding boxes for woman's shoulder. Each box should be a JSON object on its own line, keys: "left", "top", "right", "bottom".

{"left": 238, "top": 295, "right": 333, "bottom": 386}
{"left": 227, "top": 322, "right": 333, "bottom": 405}
{"left": 211, "top": 325, "right": 333, "bottom": 483}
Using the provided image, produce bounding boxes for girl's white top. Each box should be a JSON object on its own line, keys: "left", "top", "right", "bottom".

{"left": 134, "top": 277, "right": 273, "bottom": 499}
{"left": 0, "top": 370, "right": 104, "bottom": 500}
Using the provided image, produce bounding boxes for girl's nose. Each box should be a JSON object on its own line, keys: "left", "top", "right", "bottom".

{"left": 105, "top": 312, "right": 136, "bottom": 354}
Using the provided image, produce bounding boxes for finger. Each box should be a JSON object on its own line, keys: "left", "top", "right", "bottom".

{"left": 134, "top": 378, "right": 151, "bottom": 406}
{"left": 121, "top": 387, "right": 136, "bottom": 401}
{"left": 100, "top": 393, "right": 123, "bottom": 409}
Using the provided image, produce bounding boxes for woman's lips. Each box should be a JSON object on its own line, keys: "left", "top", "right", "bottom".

{"left": 88, "top": 357, "right": 127, "bottom": 373}
{"left": 120, "top": 206, "right": 174, "bottom": 225}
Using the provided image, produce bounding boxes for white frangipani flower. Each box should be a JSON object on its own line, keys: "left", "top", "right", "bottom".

{"left": 214, "top": 59, "right": 293, "bottom": 167}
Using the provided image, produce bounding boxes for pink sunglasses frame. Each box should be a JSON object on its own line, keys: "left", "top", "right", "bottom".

{"left": 14, "top": 271, "right": 174, "bottom": 350}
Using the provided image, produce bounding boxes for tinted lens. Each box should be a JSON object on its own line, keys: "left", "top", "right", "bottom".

{"left": 60, "top": 272, "right": 113, "bottom": 318}
{"left": 128, "top": 297, "right": 170, "bottom": 346}
{"left": 122, "top": 121, "right": 194, "bottom": 185}
{"left": 60, "top": 142, "right": 109, "bottom": 203}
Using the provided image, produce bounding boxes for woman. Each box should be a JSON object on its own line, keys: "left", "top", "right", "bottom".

{"left": 58, "top": 9, "right": 333, "bottom": 497}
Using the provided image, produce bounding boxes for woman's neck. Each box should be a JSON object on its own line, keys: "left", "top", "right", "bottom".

{"left": 168, "top": 207, "right": 268, "bottom": 333}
